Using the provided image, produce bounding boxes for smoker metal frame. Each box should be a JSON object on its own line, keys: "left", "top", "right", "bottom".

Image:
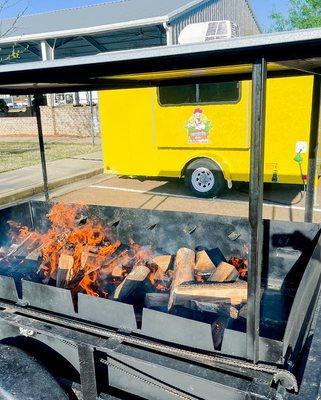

{"left": 1, "top": 201, "right": 321, "bottom": 399}
{"left": 0, "top": 28, "right": 321, "bottom": 399}
{"left": 27, "top": 55, "right": 320, "bottom": 368}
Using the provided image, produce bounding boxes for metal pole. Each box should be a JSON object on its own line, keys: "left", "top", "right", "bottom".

{"left": 305, "top": 76, "right": 321, "bottom": 223}
{"left": 89, "top": 91, "right": 95, "bottom": 147}
{"left": 34, "top": 94, "right": 49, "bottom": 202}
{"left": 247, "top": 58, "right": 267, "bottom": 363}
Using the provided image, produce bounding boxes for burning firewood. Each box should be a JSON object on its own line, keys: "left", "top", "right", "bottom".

{"left": 171, "top": 281, "right": 247, "bottom": 308}
{"left": 152, "top": 255, "right": 173, "bottom": 273}
{"left": 208, "top": 262, "right": 239, "bottom": 282}
{"left": 112, "top": 264, "right": 124, "bottom": 279}
{"left": 56, "top": 254, "right": 74, "bottom": 288}
{"left": 195, "top": 250, "right": 216, "bottom": 274}
{"left": 26, "top": 244, "right": 43, "bottom": 261}
{"left": 168, "top": 248, "right": 195, "bottom": 310}
{"left": 80, "top": 252, "right": 105, "bottom": 274}
{"left": 114, "top": 264, "right": 151, "bottom": 302}
{"left": 101, "top": 250, "right": 136, "bottom": 280}
{"left": 229, "top": 257, "right": 248, "bottom": 278}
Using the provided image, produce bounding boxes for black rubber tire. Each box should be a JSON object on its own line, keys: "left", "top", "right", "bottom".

{"left": 185, "top": 158, "right": 226, "bottom": 198}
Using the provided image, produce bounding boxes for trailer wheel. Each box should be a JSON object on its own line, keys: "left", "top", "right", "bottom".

{"left": 185, "top": 158, "right": 226, "bottom": 198}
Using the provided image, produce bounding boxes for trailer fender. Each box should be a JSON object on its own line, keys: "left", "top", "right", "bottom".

{"left": 182, "top": 155, "right": 232, "bottom": 183}
{"left": 0, "top": 342, "right": 68, "bottom": 399}
{"left": 0, "top": 326, "right": 80, "bottom": 372}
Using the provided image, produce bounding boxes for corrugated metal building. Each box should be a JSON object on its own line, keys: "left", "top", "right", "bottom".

{"left": 0, "top": 0, "right": 260, "bottom": 64}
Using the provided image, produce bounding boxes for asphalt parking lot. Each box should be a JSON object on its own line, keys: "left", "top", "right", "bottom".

{"left": 53, "top": 175, "right": 321, "bottom": 223}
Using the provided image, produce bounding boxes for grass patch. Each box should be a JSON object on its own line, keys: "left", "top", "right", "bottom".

{"left": 0, "top": 141, "right": 100, "bottom": 173}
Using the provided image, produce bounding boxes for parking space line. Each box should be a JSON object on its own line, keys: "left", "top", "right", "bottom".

{"left": 90, "top": 184, "right": 321, "bottom": 213}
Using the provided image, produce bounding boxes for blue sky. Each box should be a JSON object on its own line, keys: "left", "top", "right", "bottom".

{"left": 250, "top": 0, "right": 289, "bottom": 30}
{"left": 0, "top": 0, "right": 289, "bottom": 30}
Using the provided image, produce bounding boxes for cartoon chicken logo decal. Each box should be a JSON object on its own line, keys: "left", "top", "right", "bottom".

{"left": 186, "top": 108, "right": 213, "bottom": 144}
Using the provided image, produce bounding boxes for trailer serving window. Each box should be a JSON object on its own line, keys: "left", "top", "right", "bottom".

{"left": 158, "top": 81, "right": 240, "bottom": 105}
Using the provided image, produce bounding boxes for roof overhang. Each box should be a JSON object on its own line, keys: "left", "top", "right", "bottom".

{"left": 0, "top": 16, "right": 168, "bottom": 45}
{"left": 1, "top": 28, "right": 321, "bottom": 94}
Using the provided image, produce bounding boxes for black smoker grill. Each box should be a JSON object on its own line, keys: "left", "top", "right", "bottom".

{"left": 1, "top": 26, "right": 321, "bottom": 400}
{"left": 0, "top": 200, "right": 320, "bottom": 400}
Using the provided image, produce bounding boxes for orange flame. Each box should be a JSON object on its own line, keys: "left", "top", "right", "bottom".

{"left": 7, "top": 203, "right": 171, "bottom": 299}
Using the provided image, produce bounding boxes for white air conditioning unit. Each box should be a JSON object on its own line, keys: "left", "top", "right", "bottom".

{"left": 178, "top": 20, "right": 239, "bottom": 44}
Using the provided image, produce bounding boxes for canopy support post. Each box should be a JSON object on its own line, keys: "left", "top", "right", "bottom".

{"left": 305, "top": 76, "right": 321, "bottom": 223}
{"left": 247, "top": 58, "right": 267, "bottom": 363}
{"left": 34, "top": 94, "right": 49, "bottom": 202}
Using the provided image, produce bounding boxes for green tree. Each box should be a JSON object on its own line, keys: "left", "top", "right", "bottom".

{"left": 270, "top": 0, "right": 321, "bottom": 31}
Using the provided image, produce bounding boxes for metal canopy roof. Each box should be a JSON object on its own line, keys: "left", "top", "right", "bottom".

{"left": 1, "top": 28, "right": 321, "bottom": 94}
{"left": 0, "top": 0, "right": 204, "bottom": 39}
{"left": 0, "top": 0, "right": 260, "bottom": 64}
{"left": 0, "top": 0, "right": 211, "bottom": 63}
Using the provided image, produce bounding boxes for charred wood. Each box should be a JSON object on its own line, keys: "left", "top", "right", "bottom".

{"left": 195, "top": 250, "right": 216, "bottom": 274}
{"left": 114, "top": 264, "right": 151, "bottom": 302}
{"left": 208, "top": 262, "right": 239, "bottom": 282}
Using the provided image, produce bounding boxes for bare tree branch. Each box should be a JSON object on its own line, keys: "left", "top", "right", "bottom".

{"left": 0, "top": 0, "right": 28, "bottom": 63}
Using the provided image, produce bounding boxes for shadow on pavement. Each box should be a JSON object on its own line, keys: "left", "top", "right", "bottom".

{"left": 118, "top": 176, "right": 305, "bottom": 206}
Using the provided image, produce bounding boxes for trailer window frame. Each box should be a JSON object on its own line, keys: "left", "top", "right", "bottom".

{"left": 157, "top": 81, "right": 242, "bottom": 107}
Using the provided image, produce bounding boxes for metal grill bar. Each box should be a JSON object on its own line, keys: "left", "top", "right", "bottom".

{"left": 78, "top": 344, "right": 98, "bottom": 400}
{"left": 247, "top": 57, "right": 267, "bottom": 363}
{"left": 34, "top": 94, "right": 49, "bottom": 202}
{"left": 305, "top": 76, "right": 321, "bottom": 223}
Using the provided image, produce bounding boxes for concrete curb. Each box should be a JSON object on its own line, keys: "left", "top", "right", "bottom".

{"left": 0, "top": 167, "right": 104, "bottom": 206}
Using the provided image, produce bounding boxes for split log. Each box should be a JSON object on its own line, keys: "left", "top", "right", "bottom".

{"left": 145, "top": 293, "right": 170, "bottom": 309}
{"left": 114, "top": 264, "right": 151, "bottom": 301}
{"left": 152, "top": 255, "right": 173, "bottom": 273}
{"left": 187, "top": 300, "right": 238, "bottom": 319}
{"left": 112, "top": 264, "right": 124, "bottom": 279}
{"left": 168, "top": 248, "right": 195, "bottom": 310}
{"left": 56, "top": 254, "right": 74, "bottom": 288}
{"left": 208, "top": 262, "right": 239, "bottom": 282}
{"left": 171, "top": 281, "right": 247, "bottom": 308}
{"left": 81, "top": 252, "right": 105, "bottom": 274}
{"left": 195, "top": 250, "right": 216, "bottom": 274}
{"left": 101, "top": 250, "right": 136, "bottom": 279}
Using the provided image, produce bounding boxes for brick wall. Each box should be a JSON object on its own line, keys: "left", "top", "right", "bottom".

{"left": 0, "top": 105, "right": 100, "bottom": 137}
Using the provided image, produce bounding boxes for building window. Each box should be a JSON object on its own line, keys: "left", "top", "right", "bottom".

{"left": 158, "top": 82, "right": 240, "bottom": 106}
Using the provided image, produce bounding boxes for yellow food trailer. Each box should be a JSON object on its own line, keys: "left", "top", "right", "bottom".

{"left": 100, "top": 75, "right": 316, "bottom": 197}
